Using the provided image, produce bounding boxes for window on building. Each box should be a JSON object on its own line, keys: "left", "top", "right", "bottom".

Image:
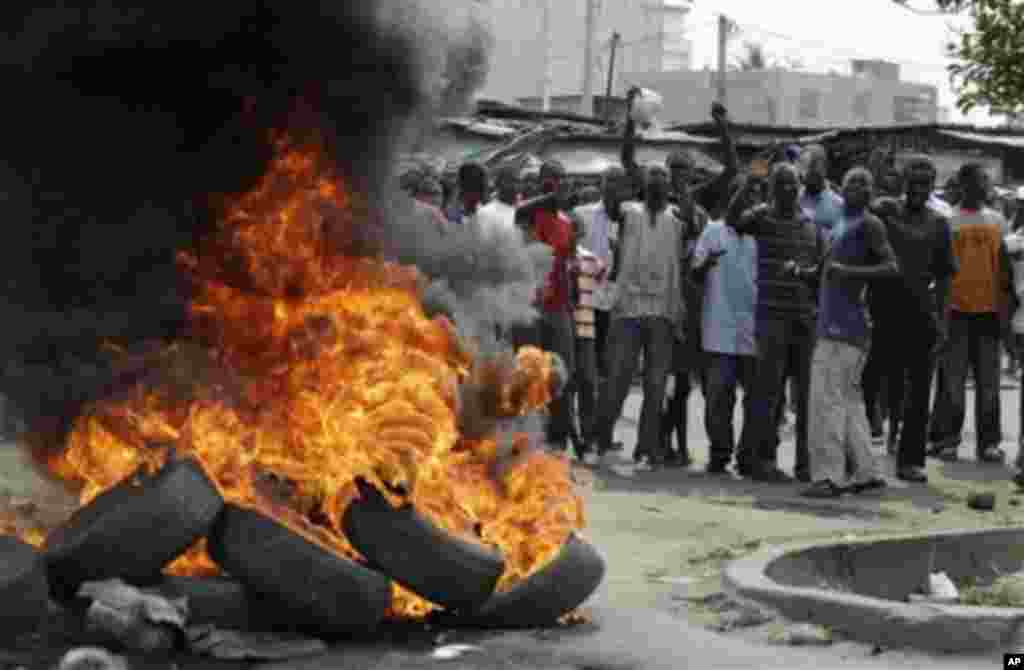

{"left": 798, "top": 89, "right": 821, "bottom": 121}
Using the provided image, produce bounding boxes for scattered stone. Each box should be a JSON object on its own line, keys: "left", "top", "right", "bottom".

{"left": 640, "top": 506, "right": 663, "bottom": 514}
{"left": 713, "top": 607, "right": 774, "bottom": 632}
{"left": 1010, "top": 498, "right": 1021, "bottom": 507}
{"left": 870, "top": 645, "right": 884, "bottom": 656}
{"left": 931, "top": 505, "right": 945, "bottom": 514}
{"left": 968, "top": 493, "right": 996, "bottom": 511}
{"left": 774, "top": 623, "right": 832, "bottom": 646}
{"left": 742, "top": 539, "right": 762, "bottom": 550}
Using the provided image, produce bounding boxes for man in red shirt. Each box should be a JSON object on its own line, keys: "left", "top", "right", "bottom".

{"left": 516, "top": 160, "right": 579, "bottom": 453}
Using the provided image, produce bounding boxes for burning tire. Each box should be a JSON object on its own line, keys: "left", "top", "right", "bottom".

{"left": 0, "top": 536, "right": 49, "bottom": 638}
{"left": 45, "top": 457, "right": 224, "bottom": 601}
{"left": 342, "top": 478, "right": 505, "bottom": 613}
{"left": 465, "top": 533, "right": 605, "bottom": 628}
{"left": 207, "top": 504, "right": 391, "bottom": 635}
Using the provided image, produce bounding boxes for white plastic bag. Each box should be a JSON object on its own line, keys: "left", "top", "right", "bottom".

{"left": 927, "top": 572, "right": 959, "bottom": 600}
{"left": 630, "top": 88, "right": 663, "bottom": 126}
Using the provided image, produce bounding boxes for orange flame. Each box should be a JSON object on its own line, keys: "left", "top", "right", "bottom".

{"left": 31, "top": 131, "right": 584, "bottom": 618}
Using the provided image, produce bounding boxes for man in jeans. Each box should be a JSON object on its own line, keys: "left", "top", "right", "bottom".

{"left": 691, "top": 175, "right": 761, "bottom": 474}
{"left": 727, "top": 163, "right": 825, "bottom": 482}
{"left": 930, "top": 163, "right": 1011, "bottom": 464}
{"left": 869, "top": 158, "right": 958, "bottom": 482}
{"left": 802, "top": 168, "right": 899, "bottom": 498}
{"left": 592, "top": 165, "right": 686, "bottom": 471}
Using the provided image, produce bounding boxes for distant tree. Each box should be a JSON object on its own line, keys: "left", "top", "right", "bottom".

{"left": 894, "top": 0, "right": 1024, "bottom": 114}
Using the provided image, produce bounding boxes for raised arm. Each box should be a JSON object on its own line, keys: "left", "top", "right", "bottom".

{"left": 694, "top": 112, "right": 739, "bottom": 219}
{"left": 725, "top": 180, "right": 767, "bottom": 234}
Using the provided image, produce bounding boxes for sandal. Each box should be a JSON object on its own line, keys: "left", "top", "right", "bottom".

{"left": 934, "top": 446, "right": 959, "bottom": 462}
{"left": 979, "top": 446, "right": 1006, "bottom": 464}
{"left": 800, "top": 480, "right": 844, "bottom": 499}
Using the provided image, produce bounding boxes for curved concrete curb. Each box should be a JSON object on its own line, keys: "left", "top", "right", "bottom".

{"left": 722, "top": 527, "right": 1024, "bottom": 653}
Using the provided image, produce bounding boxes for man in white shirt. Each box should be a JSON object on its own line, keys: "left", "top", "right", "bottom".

{"left": 476, "top": 164, "right": 520, "bottom": 240}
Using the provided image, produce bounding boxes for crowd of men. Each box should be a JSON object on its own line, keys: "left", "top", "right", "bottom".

{"left": 400, "top": 87, "right": 1024, "bottom": 499}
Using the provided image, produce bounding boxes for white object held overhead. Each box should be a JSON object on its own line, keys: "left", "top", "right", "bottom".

{"left": 630, "top": 88, "right": 663, "bottom": 126}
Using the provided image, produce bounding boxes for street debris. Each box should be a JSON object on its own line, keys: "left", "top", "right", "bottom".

{"left": 771, "top": 623, "right": 833, "bottom": 646}
{"left": 967, "top": 492, "right": 996, "bottom": 511}
{"left": 431, "top": 644, "right": 485, "bottom": 660}
{"left": 79, "top": 579, "right": 187, "bottom": 653}
{"left": 713, "top": 606, "right": 774, "bottom": 632}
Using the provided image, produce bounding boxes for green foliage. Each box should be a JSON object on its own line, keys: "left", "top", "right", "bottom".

{"left": 913, "top": 0, "right": 1024, "bottom": 114}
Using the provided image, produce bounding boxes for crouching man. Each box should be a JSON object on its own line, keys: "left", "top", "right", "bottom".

{"left": 801, "top": 168, "right": 900, "bottom": 498}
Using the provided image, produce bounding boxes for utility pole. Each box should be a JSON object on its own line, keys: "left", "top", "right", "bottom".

{"left": 604, "top": 31, "right": 621, "bottom": 122}
{"left": 580, "top": 0, "right": 597, "bottom": 117}
{"left": 716, "top": 14, "right": 729, "bottom": 106}
{"left": 540, "top": 0, "right": 554, "bottom": 112}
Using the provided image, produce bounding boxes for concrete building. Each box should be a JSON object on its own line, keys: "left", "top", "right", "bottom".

{"left": 479, "top": 0, "right": 693, "bottom": 111}
{"left": 621, "top": 62, "right": 938, "bottom": 127}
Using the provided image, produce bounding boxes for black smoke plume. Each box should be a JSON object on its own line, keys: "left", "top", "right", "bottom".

{"left": 0, "top": 2, "right": 548, "bottom": 449}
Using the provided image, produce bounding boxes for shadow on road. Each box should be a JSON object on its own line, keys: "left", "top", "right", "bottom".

{"left": 582, "top": 454, "right": 954, "bottom": 523}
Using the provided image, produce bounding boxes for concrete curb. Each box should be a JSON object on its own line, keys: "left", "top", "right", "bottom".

{"left": 722, "top": 527, "right": 1024, "bottom": 653}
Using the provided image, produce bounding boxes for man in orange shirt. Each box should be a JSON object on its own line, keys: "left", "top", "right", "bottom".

{"left": 931, "top": 163, "right": 1012, "bottom": 464}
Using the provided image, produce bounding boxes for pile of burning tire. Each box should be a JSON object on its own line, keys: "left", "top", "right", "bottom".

{"left": 1, "top": 457, "right": 605, "bottom": 640}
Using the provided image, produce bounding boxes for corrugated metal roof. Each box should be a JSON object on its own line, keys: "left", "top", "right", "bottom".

{"left": 937, "top": 129, "right": 1024, "bottom": 149}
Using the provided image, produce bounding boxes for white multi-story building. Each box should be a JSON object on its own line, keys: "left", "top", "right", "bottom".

{"left": 622, "top": 61, "right": 938, "bottom": 126}
{"left": 479, "top": 0, "right": 693, "bottom": 110}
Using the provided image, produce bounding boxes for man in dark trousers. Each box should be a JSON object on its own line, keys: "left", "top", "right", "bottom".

{"left": 726, "top": 162, "right": 826, "bottom": 482}
{"left": 619, "top": 87, "right": 738, "bottom": 466}
{"left": 515, "top": 160, "right": 578, "bottom": 453}
{"left": 868, "top": 157, "right": 958, "bottom": 482}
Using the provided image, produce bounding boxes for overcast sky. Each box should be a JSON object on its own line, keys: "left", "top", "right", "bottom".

{"left": 678, "top": 0, "right": 995, "bottom": 125}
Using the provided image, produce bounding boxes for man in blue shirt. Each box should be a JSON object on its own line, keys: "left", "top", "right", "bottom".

{"left": 801, "top": 167, "right": 900, "bottom": 498}
{"left": 691, "top": 176, "right": 761, "bottom": 474}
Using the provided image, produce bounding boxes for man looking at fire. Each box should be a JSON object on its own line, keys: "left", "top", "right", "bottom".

{"left": 868, "top": 157, "right": 958, "bottom": 483}
{"left": 619, "top": 89, "right": 737, "bottom": 467}
{"left": 727, "top": 162, "right": 825, "bottom": 482}
{"left": 801, "top": 167, "right": 899, "bottom": 498}
{"left": 591, "top": 164, "right": 686, "bottom": 470}
{"left": 516, "top": 160, "right": 578, "bottom": 454}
